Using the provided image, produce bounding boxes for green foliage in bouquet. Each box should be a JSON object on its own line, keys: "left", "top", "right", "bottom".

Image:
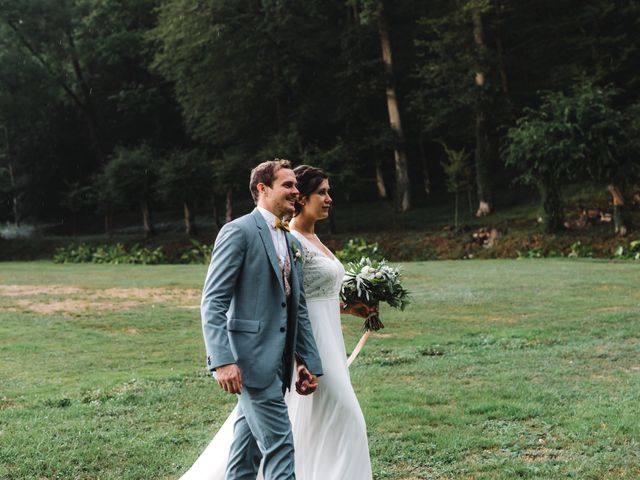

{"left": 340, "top": 257, "right": 410, "bottom": 332}
{"left": 335, "top": 238, "right": 384, "bottom": 264}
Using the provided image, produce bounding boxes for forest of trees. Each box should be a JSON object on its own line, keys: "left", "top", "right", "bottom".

{"left": 0, "top": 0, "right": 639, "bottom": 235}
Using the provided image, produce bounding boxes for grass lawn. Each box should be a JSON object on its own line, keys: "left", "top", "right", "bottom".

{"left": 1, "top": 260, "right": 639, "bottom": 479}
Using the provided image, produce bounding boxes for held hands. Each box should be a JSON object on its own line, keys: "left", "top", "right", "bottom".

{"left": 295, "top": 363, "right": 318, "bottom": 396}
{"left": 216, "top": 363, "right": 243, "bottom": 394}
{"left": 342, "top": 302, "right": 378, "bottom": 319}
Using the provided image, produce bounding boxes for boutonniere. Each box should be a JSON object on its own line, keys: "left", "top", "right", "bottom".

{"left": 291, "top": 245, "right": 302, "bottom": 264}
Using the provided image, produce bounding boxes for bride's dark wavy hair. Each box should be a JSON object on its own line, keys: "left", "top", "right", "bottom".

{"left": 293, "top": 165, "right": 328, "bottom": 216}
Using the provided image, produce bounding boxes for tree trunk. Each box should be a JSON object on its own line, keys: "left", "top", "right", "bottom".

{"left": 1, "top": 126, "right": 20, "bottom": 226}
{"left": 183, "top": 200, "right": 197, "bottom": 236}
{"left": 212, "top": 194, "right": 222, "bottom": 230}
{"left": 539, "top": 177, "right": 564, "bottom": 233}
{"left": 71, "top": 212, "right": 78, "bottom": 237}
{"left": 375, "top": 164, "right": 388, "bottom": 199}
{"left": 225, "top": 188, "right": 233, "bottom": 224}
{"left": 7, "top": 163, "right": 20, "bottom": 226}
{"left": 141, "top": 200, "right": 155, "bottom": 238}
{"left": 454, "top": 192, "right": 459, "bottom": 229}
{"left": 472, "top": 8, "right": 492, "bottom": 217}
{"left": 418, "top": 137, "right": 431, "bottom": 195}
{"left": 607, "top": 184, "right": 627, "bottom": 236}
{"left": 474, "top": 112, "right": 492, "bottom": 217}
{"left": 104, "top": 210, "right": 113, "bottom": 235}
{"left": 378, "top": 3, "right": 410, "bottom": 212}
{"left": 66, "top": 29, "right": 106, "bottom": 166}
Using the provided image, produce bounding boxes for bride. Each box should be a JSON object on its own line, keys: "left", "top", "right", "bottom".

{"left": 181, "top": 165, "right": 373, "bottom": 480}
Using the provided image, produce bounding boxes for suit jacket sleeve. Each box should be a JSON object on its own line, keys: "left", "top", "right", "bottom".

{"left": 201, "top": 222, "right": 246, "bottom": 371}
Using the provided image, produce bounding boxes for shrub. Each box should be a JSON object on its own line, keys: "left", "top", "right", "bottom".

{"left": 613, "top": 240, "right": 640, "bottom": 260}
{"left": 180, "top": 239, "right": 213, "bottom": 264}
{"left": 53, "top": 244, "right": 95, "bottom": 263}
{"left": 53, "top": 243, "right": 166, "bottom": 264}
{"left": 567, "top": 241, "right": 594, "bottom": 258}
{"left": 92, "top": 244, "right": 128, "bottom": 264}
{"left": 516, "top": 247, "right": 545, "bottom": 259}
{"left": 127, "top": 245, "right": 166, "bottom": 265}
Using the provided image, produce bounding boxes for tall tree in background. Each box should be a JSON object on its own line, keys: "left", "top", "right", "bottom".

{"left": 356, "top": 0, "right": 411, "bottom": 211}
{"left": 412, "top": 0, "right": 508, "bottom": 216}
{"left": 470, "top": 1, "right": 493, "bottom": 216}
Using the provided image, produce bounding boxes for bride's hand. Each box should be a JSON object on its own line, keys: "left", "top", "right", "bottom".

{"left": 295, "top": 363, "right": 318, "bottom": 395}
{"left": 342, "top": 302, "right": 378, "bottom": 319}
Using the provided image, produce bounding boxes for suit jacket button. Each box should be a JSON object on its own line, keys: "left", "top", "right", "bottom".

{"left": 281, "top": 302, "right": 286, "bottom": 308}
{"left": 280, "top": 327, "right": 286, "bottom": 332}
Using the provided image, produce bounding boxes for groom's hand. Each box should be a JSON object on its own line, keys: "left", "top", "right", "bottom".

{"left": 216, "top": 363, "right": 243, "bottom": 394}
{"left": 295, "top": 364, "right": 318, "bottom": 396}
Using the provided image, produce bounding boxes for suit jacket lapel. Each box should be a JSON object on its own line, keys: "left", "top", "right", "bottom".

{"left": 252, "top": 209, "right": 285, "bottom": 296}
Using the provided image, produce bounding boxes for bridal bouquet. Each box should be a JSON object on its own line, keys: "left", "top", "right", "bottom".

{"left": 341, "top": 257, "right": 410, "bottom": 332}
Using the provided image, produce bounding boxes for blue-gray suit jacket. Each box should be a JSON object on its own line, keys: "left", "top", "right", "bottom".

{"left": 201, "top": 208, "right": 323, "bottom": 390}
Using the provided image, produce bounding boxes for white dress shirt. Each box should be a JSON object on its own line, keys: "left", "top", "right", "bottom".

{"left": 257, "top": 206, "right": 288, "bottom": 265}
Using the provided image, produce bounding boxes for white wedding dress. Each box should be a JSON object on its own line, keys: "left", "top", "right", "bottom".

{"left": 181, "top": 232, "right": 372, "bottom": 480}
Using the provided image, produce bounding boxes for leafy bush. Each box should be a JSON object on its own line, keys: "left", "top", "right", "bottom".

{"left": 53, "top": 243, "right": 166, "bottom": 265}
{"left": 516, "top": 247, "right": 545, "bottom": 259}
{"left": 180, "top": 239, "right": 213, "bottom": 264}
{"left": 92, "top": 244, "right": 129, "bottom": 264}
{"left": 53, "top": 244, "right": 95, "bottom": 263}
{"left": 127, "top": 245, "right": 166, "bottom": 265}
{"left": 567, "top": 241, "right": 593, "bottom": 258}
{"left": 613, "top": 240, "right": 640, "bottom": 260}
{"left": 335, "top": 238, "right": 384, "bottom": 264}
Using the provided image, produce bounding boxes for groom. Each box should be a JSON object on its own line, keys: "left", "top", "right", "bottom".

{"left": 201, "top": 159, "right": 323, "bottom": 479}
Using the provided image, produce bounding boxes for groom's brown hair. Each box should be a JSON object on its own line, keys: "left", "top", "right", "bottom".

{"left": 249, "top": 158, "right": 292, "bottom": 203}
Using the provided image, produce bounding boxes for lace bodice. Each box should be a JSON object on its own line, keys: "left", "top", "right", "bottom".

{"left": 291, "top": 231, "right": 345, "bottom": 300}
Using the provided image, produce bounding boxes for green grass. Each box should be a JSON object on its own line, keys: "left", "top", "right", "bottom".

{"left": 1, "top": 260, "right": 639, "bottom": 479}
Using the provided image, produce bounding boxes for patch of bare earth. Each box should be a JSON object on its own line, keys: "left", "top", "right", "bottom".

{"left": 0, "top": 284, "right": 201, "bottom": 315}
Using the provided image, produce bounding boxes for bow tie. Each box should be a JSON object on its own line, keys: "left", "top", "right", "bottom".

{"left": 274, "top": 218, "right": 290, "bottom": 232}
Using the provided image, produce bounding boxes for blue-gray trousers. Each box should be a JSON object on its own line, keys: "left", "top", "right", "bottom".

{"left": 225, "top": 366, "right": 294, "bottom": 480}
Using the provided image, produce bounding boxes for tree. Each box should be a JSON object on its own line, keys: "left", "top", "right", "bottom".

{"left": 0, "top": 0, "right": 106, "bottom": 166}
{"left": 156, "top": 148, "right": 213, "bottom": 236}
{"left": 569, "top": 84, "right": 639, "bottom": 236}
{"left": 503, "top": 91, "right": 582, "bottom": 232}
{"left": 355, "top": 0, "right": 411, "bottom": 211}
{"left": 412, "top": 0, "right": 508, "bottom": 216}
{"left": 503, "top": 83, "right": 636, "bottom": 234}
{"left": 440, "top": 143, "right": 473, "bottom": 228}
{"left": 98, "top": 144, "right": 158, "bottom": 237}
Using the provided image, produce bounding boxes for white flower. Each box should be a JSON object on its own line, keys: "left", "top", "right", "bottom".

{"left": 374, "top": 272, "right": 383, "bottom": 279}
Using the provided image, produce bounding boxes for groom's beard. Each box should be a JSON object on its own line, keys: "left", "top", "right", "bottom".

{"left": 276, "top": 196, "right": 297, "bottom": 218}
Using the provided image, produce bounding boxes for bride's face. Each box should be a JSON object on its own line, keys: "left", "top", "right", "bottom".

{"left": 301, "top": 179, "right": 332, "bottom": 221}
